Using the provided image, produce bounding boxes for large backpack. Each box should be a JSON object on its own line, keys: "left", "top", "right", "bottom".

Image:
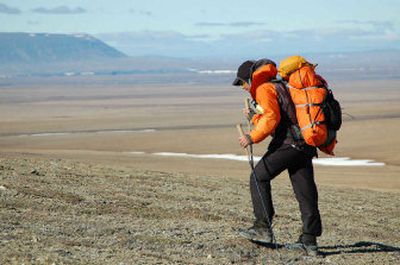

{"left": 283, "top": 65, "right": 341, "bottom": 155}
{"left": 249, "top": 57, "right": 341, "bottom": 155}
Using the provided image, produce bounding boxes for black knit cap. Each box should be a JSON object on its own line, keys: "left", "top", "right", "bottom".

{"left": 250, "top": 58, "right": 276, "bottom": 74}
{"left": 232, "top": 60, "right": 255, "bottom": 86}
{"left": 232, "top": 58, "right": 276, "bottom": 86}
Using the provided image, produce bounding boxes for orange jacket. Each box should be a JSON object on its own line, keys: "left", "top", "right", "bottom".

{"left": 248, "top": 64, "right": 280, "bottom": 143}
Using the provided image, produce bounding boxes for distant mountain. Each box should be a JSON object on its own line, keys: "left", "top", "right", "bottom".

{"left": 0, "top": 32, "right": 126, "bottom": 63}
{"left": 0, "top": 36, "right": 398, "bottom": 83}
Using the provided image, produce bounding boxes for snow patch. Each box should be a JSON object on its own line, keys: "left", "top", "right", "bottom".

{"left": 313, "top": 157, "right": 385, "bottom": 166}
{"left": 30, "top": 133, "right": 70, "bottom": 137}
{"left": 128, "top": 152, "right": 146, "bottom": 155}
{"left": 153, "top": 152, "right": 249, "bottom": 161}
{"left": 94, "top": 129, "right": 156, "bottom": 134}
{"left": 80, "top": 72, "right": 95, "bottom": 76}
{"left": 72, "top": 34, "right": 93, "bottom": 40}
{"left": 17, "top": 129, "right": 156, "bottom": 137}
{"left": 197, "top": 70, "right": 236, "bottom": 74}
{"left": 189, "top": 68, "right": 236, "bottom": 74}
{"left": 148, "top": 152, "right": 385, "bottom": 167}
{"left": 73, "top": 34, "right": 87, "bottom": 38}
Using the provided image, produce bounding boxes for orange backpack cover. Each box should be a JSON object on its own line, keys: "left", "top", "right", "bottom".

{"left": 287, "top": 65, "right": 337, "bottom": 155}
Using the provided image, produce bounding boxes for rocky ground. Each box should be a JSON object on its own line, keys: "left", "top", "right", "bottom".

{"left": 0, "top": 157, "right": 399, "bottom": 264}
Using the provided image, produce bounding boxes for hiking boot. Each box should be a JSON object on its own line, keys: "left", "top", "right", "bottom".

{"left": 286, "top": 234, "right": 319, "bottom": 256}
{"left": 238, "top": 226, "right": 273, "bottom": 244}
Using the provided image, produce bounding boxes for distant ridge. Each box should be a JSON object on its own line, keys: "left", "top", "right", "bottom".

{"left": 0, "top": 32, "right": 126, "bottom": 63}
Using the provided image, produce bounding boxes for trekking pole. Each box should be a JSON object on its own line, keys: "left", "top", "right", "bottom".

{"left": 244, "top": 98, "right": 251, "bottom": 132}
{"left": 238, "top": 100, "right": 253, "bottom": 167}
{"left": 243, "top": 98, "right": 254, "bottom": 166}
{"left": 236, "top": 124, "right": 279, "bottom": 250}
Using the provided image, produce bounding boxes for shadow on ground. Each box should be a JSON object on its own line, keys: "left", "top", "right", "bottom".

{"left": 319, "top": 241, "right": 400, "bottom": 256}
{"left": 252, "top": 240, "right": 400, "bottom": 258}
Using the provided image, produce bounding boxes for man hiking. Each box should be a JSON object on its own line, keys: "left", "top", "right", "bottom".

{"left": 232, "top": 58, "right": 322, "bottom": 255}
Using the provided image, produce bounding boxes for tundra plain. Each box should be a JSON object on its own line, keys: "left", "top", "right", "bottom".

{"left": 0, "top": 77, "right": 399, "bottom": 264}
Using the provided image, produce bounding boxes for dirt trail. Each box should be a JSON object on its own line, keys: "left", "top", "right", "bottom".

{"left": 1, "top": 157, "right": 399, "bottom": 264}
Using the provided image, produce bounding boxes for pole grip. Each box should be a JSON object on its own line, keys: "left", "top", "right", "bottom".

{"left": 236, "top": 124, "right": 249, "bottom": 156}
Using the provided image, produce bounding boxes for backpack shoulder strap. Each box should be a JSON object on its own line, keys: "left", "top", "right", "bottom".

{"left": 272, "top": 80, "right": 304, "bottom": 143}
{"left": 273, "top": 81, "right": 297, "bottom": 125}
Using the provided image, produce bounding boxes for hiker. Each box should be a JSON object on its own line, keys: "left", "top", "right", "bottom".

{"left": 232, "top": 57, "right": 322, "bottom": 255}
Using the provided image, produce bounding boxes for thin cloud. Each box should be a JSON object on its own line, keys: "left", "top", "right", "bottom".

{"left": 195, "top": 22, "right": 225, "bottom": 27}
{"left": 195, "top": 21, "right": 266, "bottom": 27}
{"left": 230, "top": 22, "right": 266, "bottom": 27}
{"left": 336, "top": 20, "right": 394, "bottom": 30}
{"left": 97, "top": 26, "right": 400, "bottom": 58}
{"left": 129, "top": 9, "right": 153, "bottom": 16}
{"left": 0, "top": 3, "right": 21, "bottom": 14}
{"left": 32, "top": 6, "right": 86, "bottom": 15}
{"left": 27, "top": 20, "right": 40, "bottom": 25}
{"left": 186, "top": 34, "right": 213, "bottom": 39}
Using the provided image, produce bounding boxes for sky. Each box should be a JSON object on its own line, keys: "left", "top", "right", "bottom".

{"left": 1, "top": 0, "right": 400, "bottom": 58}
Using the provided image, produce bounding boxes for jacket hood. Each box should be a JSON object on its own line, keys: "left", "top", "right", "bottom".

{"left": 250, "top": 64, "right": 277, "bottom": 98}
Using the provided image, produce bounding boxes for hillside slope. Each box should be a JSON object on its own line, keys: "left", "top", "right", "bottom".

{"left": 0, "top": 32, "right": 126, "bottom": 63}
{"left": 0, "top": 157, "right": 399, "bottom": 264}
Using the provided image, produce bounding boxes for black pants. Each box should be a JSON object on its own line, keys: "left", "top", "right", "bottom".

{"left": 250, "top": 144, "right": 322, "bottom": 237}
